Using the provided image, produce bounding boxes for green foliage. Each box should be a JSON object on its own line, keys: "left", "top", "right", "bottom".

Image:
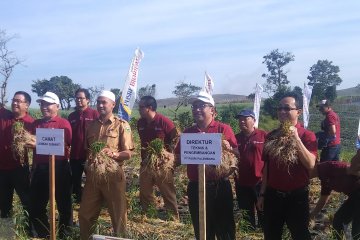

{"left": 31, "top": 76, "right": 81, "bottom": 110}
{"left": 307, "top": 60, "right": 342, "bottom": 104}
{"left": 138, "top": 84, "right": 156, "bottom": 100}
{"left": 172, "top": 82, "right": 201, "bottom": 119}
{"left": 262, "top": 86, "right": 291, "bottom": 118}
{"left": 262, "top": 49, "right": 295, "bottom": 94}
{"left": 325, "top": 85, "right": 337, "bottom": 102}
{"left": 176, "top": 111, "right": 193, "bottom": 131}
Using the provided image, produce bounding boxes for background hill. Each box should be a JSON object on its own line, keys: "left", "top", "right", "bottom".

{"left": 337, "top": 86, "right": 360, "bottom": 97}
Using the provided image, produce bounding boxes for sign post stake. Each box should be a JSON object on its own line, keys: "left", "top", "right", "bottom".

{"left": 199, "top": 164, "right": 206, "bottom": 240}
{"left": 49, "top": 154, "right": 56, "bottom": 240}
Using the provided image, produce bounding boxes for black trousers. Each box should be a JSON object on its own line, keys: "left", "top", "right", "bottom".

{"left": 29, "top": 161, "right": 72, "bottom": 238}
{"left": 236, "top": 183, "right": 264, "bottom": 230}
{"left": 264, "top": 186, "right": 311, "bottom": 240}
{"left": 187, "top": 180, "right": 236, "bottom": 240}
{"left": 333, "top": 190, "right": 360, "bottom": 240}
{"left": 70, "top": 158, "right": 85, "bottom": 203}
{"left": 0, "top": 165, "right": 30, "bottom": 218}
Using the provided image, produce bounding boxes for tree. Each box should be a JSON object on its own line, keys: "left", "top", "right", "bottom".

{"left": 262, "top": 49, "right": 295, "bottom": 94}
{"left": 263, "top": 86, "right": 291, "bottom": 118}
{"left": 31, "top": 76, "right": 80, "bottom": 110}
{"left": 0, "top": 30, "right": 23, "bottom": 106}
{"left": 138, "top": 84, "right": 156, "bottom": 100}
{"left": 88, "top": 85, "right": 104, "bottom": 107}
{"left": 307, "top": 60, "right": 342, "bottom": 103}
{"left": 324, "top": 85, "right": 337, "bottom": 102}
{"left": 292, "top": 86, "right": 303, "bottom": 97}
{"left": 172, "top": 82, "right": 201, "bottom": 119}
{"left": 247, "top": 93, "right": 255, "bottom": 101}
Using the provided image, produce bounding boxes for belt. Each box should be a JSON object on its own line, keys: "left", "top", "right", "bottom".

{"left": 267, "top": 186, "right": 308, "bottom": 197}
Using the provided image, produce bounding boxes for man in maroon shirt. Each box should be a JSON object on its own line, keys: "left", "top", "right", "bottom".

{"left": 137, "top": 96, "right": 179, "bottom": 219}
{"left": 235, "top": 109, "right": 266, "bottom": 230}
{"left": 257, "top": 92, "right": 317, "bottom": 240}
{"left": 27, "top": 91, "right": 72, "bottom": 238}
{"left": 175, "top": 91, "right": 238, "bottom": 240}
{"left": 310, "top": 155, "right": 360, "bottom": 240}
{"left": 0, "top": 91, "right": 34, "bottom": 223}
{"left": 68, "top": 88, "right": 98, "bottom": 203}
{"left": 317, "top": 99, "right": 341, "bottom": 161}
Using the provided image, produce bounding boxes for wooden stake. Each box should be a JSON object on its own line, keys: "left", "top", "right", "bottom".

{"left": 49, "top": 155, "right": 56, "bottom": 240}
{"left": 198, "top": 164, "right": 206, "bottom": 240}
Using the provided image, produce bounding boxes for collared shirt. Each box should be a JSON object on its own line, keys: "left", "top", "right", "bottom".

{"left": 321, "top": 110, "right": 341, "bottom": 146}
{"left": 318, "top": 161, "right": 360, "bottom": 196}
{"left": 236, "top": 128, "right": 267, "bottom": 186}
{"left": 137, "top": 113, "right": 177, "bottom": 161}
{"left": 68, "top": 107, "right": 99, "bottom": 160}
{"left": 85, "top": 115, "right": 134, "bottom": 165}
{"left": 0, "top": 112, "right": 34, "bottom": 170}
{"left": 31, "top": 115, "right": 72, "bottom": 164}
{"left": 265, "top": 123, "right": 317, "bottom": 191}
{"left": 175, "top": 120, "right": 238, "bottom": 182}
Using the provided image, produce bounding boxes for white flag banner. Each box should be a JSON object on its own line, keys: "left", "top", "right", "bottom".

{"left": 117, "top": 48, "right": 144, "bottom": 122}
{"left": 203, "top": 71, "right": 214, "bottom": 95}
{"left": 253, "top": 83, "right": 263, "bottom": 128}
{"left": 358, "top": 118, "right": 360, "bottom": 136}
{"left": 302, "top": 83, "right": 313, "bottom": 129}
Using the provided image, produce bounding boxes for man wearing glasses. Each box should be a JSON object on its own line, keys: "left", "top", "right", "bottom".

{"left": 175, "top": 90, "right": 238, "bottom": 240}
{"left": 27, "top": 91, "right": 73, "bottom": 238}
{"left": 257, "top": 92, "right": 317, "bottom": 240}
{"left": 0, "top": 91, "right": 34, "bottom": 233}
{"left": 137, "top": 95, "right": 179, "bottom": 220}
{"left": 68, "top": 88, "right": 98, "bottom": 203}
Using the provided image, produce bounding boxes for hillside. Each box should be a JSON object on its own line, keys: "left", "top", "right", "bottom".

{"left": 156, "top": 94, "right": 249, "bottom": 107}
{"left": 337, "top": 86, "right": 360, "bottom": 97}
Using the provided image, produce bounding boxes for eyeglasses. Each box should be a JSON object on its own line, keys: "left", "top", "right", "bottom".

{"left": 277, "top": 106, "right": 298, "bottom": 112}
{"left": 39, "top": 102, "right": 56, "bottom": 107}
{"left": 75, "top": 97, "right": 87, "bottom": 100}
{"left": 191, "top": 103, "right": 210, "bottom": 110}
{"left": 12, "top": 99, "right": 27, "bottom": 104}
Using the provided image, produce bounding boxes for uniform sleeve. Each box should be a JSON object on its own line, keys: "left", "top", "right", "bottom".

{"left": 327, "top": 113, "right": 337, "bottom": 125}
{"left": 223, "top": 124, "right": 238, "bottom": 148}
{"left": 118, "top": 121, "right": 135, "bottom": 151}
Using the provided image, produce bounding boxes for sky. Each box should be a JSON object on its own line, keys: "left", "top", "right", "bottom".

{"left": 1, "top": 0, "right": 360, "bottom": 107}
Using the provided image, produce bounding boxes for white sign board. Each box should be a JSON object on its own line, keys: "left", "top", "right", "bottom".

{"left": 180, "top": 133, "right": 221, "bottom": 165}
{"left": 36, "top": 128, "right": 65, "bottom": 156}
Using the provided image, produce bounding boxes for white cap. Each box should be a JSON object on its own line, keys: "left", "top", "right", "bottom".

{"left": 98, "top": 90, "right": 116, "bottom": 102}
{"left": 36, "top": 92, "right": 60, "bottom": 105}
{"left": 192, "top": 90, "right": 215, "bottom": 106}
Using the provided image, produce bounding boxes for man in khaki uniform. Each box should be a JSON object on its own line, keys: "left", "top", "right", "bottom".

{"left": 79, "top": 90, "right": 134, "bottom": 239}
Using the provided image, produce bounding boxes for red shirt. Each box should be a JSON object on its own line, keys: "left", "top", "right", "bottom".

{"left": 318, "top": 161, "right": 360, "bottom": 196}
{"left": 31, "top": 116, "right": 72, "bottom": 164}
{"left": 236, "top": 128, "right": 267, "bottom": 186}
{"left": 137, "top": 113, "right": 176, "bottom": 161}
{"left": 321, "top": 110, "right": 341, "bottom": 146}
{"left": 0, "top": 113, "right": 34, "bottom": 170}
{"left": 68, "top": 107, "right": 98, "bottom": 160}
{"left": 265, "top": 123, "right": 317, "bottom": 191}
{"left": 176, "top": 120, "right": 238, "bottom": 182}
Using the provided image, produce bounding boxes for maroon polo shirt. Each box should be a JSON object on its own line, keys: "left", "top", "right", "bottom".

{"left": 175, "top": 120, "right": 238, "bottom": 182}
{"left": 318, "top": 161, "right": 360, "bottom": 196}
{"left": 137, "top": 113, "right": 176, "bottom": 161}
{"left": 265, "top": 123, "right": 317, "bottom": 191}
{"left": 236, "top": 128, "right": 267, "bottom": 186}
{"left": 321, "top": 110, "right": 341, "bottom": 146}
{"left": 31, "top": 115, "right": 72, "bottom": 164}
{"left": 0, "top": 113, "right": 34, "bottom": 170}
{"left": 68, "top": 107, "right": 98, "bottom": 160}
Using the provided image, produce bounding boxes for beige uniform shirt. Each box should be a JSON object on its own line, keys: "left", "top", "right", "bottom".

{"left": 86, "top": 115, "right": 134, "bottom": 164}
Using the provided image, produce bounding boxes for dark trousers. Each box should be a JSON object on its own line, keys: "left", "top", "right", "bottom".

{"left": 320, "top": 144, "right": 341, "bottom": 162}
{"left": 236, "top": 183, "right": 264, "bottom": 230}
{"left": 0, "top": 165, "right": 30, "bottom": 218}
{"left": 264, "top": 186, "right": 311, "bottom": 240}
{"left": 70, "top": 159, "right": 85, "bottom": 203}
{"left": 29, "top": 161, "right": 72, "bottom": 238}
{"left": 187, "top": 180, "right": 236, "bottom": 240}
{"left": 332, "top": 190, "right": 360, "bottom": 240}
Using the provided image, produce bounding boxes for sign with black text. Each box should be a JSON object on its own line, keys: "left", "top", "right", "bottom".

{"left": 180, "top": 133, "right": 221, "bottom": 165}
{"left": 36, "top": 128, "right": 64, "bottom": 156}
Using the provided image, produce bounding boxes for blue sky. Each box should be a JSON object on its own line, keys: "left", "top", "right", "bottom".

{"left": 1, "top": 0, "right": 360, "bottom": 107}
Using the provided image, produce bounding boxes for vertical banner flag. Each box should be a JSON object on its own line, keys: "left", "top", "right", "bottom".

{"left": 302, "top": 83, "right": 313, "bottom": 129}
{"left": 356, "top": 118, "right": 360, "bottom": 149}
{"left": 253, "top": 83, "right": 263, "bottom": 128}
{"left": 203, "top": 71, "right": 214, "bottom": 95}
{"left": 117, "top": 48, "right": 144, "bottom": 121}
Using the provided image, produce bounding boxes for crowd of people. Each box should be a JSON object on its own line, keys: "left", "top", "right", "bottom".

{"left": 0, "top": 88, "right": 359, "bottom": 240}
